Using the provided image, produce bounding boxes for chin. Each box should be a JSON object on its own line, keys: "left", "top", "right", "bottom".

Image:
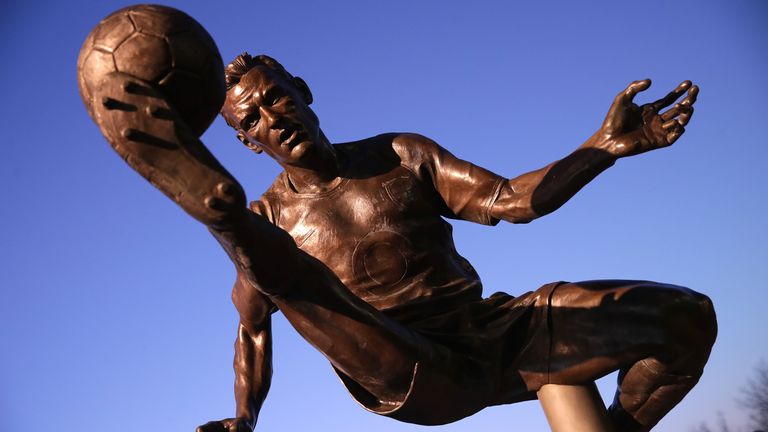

{"left": 289, "top": 140, "right": 313, "bottom": 161}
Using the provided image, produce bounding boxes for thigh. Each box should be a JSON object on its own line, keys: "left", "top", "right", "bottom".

{"left": 545, "top": 279, "right": 703, "bottom": 384}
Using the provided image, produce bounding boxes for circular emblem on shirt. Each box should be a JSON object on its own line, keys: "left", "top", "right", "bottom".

{"left": 352, "top": 230, "right": 410, "bottom": 289}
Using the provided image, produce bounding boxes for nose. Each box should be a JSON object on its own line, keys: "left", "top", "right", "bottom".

{"left": 259, "top": 106, "right": 280, "bottom": 129}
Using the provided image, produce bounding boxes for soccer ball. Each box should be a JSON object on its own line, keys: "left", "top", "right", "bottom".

{"left": 77, "top": 4, "right": 225, "bottom": 137}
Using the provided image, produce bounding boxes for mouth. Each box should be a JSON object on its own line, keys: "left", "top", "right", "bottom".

{"left": 279, "top": 126, "right": 308, "bottom": 148}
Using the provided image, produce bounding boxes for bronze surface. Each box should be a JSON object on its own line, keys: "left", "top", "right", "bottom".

{"left": 79, "top": 11, "right": 715, "bottom": 431}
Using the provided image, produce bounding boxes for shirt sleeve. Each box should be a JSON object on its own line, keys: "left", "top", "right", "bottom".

{"left": 394, "top": 134, "right": 505, "bottom": 226}
{"left": 249, "top": 192, "right": 281, "bottom": 226}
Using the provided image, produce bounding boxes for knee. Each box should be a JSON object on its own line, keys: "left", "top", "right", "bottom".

{"left": 659, "top": 287, "right": 717, "bottom": 358}
{"left": 670, "top": 288, "right": 716, "bottom": 335}
{"left": 689, "top": 290, "right": 717, "bottom": 347}
{"left": 693, "top": 291, "right": 717, "bottom": 336}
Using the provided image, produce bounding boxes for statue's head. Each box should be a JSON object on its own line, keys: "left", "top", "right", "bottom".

{"left": 221, "top": 53, "right": 324, "bottom": 168}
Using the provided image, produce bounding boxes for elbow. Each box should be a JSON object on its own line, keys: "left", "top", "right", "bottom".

{"left": 510, "top": 215, "right": 535, "bottom": 224}
{"left": 490, "top": 196, "right": 540, "bottom": 224}
{"left": 491, "top": 206, "right": 539, "bottom": 224}
{"left": 490, "top": 182, "right": 541, "bottom": 224}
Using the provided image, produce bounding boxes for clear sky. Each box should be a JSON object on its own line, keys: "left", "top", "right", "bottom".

{"left": 1, "top": 1, "right": 766, "bottom": 431}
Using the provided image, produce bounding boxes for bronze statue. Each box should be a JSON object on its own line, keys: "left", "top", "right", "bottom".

{"left": 79, "top": 7, "right": 716, "bottom": 431}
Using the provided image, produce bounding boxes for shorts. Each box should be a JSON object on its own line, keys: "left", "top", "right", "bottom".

{"left": 334, "top": 281, "right": 564, "bottom": 425}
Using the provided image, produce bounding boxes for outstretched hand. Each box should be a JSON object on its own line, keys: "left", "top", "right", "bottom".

{"left": 595, "top": 79, "right": 699, "bottom": 158}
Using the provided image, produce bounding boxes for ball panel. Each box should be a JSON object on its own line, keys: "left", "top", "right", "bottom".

{"left": 79, "top": 48, "right": 117, "bottom": 117}
{"left": 168, "top": 31, "right": 207, "bottom": 71}
{"left": 198, "top": 55, "right": 226, "bottom": 134}
{"left": 77, "top": 29, "right": 97, "bottom": 113}
{"left": 186, "top": 19, "right": 220, "bottom": 62}
{"left": 92, "top": 12, "right": 135, "bottom": 53}
{"left": 129, "top": 7, "right": 189, "bottom": 37}
{"left": 113, "top": 33, "right": 171, "bottom": 83}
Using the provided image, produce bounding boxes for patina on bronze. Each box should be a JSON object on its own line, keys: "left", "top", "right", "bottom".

{"left": 79, "top": 7, "right": 716, "bottom": 431}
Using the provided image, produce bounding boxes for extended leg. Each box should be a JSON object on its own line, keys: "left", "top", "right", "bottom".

{"left": 92, "top": 74, "right": 425, "bottom": 404}
{"left": 214, "top": 211, "right": 430, "bottom": 403}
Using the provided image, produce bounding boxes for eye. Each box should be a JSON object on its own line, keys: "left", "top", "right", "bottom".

{"left": 264, "top": 87, "right": 286, "bottom": 106}
{"left": 242, "top": 112, "right": 260, "bottom": 130}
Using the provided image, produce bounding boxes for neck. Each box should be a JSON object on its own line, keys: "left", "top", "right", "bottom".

{"left": 283, "top": 131, "right": 342, "bottom": 194}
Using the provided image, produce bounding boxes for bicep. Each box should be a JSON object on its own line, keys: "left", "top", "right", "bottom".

{"left": 232, "top": 272, "right": 277, "bottom": 329}
{"left": 397, "top": 134, "right": 505, "bottom": 225}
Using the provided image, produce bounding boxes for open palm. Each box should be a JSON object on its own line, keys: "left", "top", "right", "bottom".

{"left": 599, "top": 79, "right": 699, "bottom": 157}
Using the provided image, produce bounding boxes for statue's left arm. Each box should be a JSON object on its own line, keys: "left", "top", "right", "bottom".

{"left": 397, "top": 80, "right": 696, "bottom": 225}
{"left": 489, "top": 80, "right": 699, "bottom": 223}
{"left": 490, "top": 79, "right": 698, "bottom": 223}
{"left": 402, "top": 79, "right": 696, "bottom": 225}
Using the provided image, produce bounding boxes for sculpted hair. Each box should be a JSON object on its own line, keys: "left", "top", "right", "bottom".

{"left": 222, "top": 52, "right": 296, "bottom": 134}
{"left": 224, "top": 52, "right": 294, "bottom": 91}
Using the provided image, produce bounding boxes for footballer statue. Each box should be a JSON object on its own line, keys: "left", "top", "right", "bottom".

{"left": 79, "top": 5, "right": 716, "bottom": 432}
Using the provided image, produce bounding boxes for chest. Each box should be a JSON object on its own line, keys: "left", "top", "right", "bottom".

{"left": 274, "top": 167, "right": 441, "bottom": 281}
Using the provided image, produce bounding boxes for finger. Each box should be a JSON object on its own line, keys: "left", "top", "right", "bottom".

{"left": 684, "top": 84, "right": 699, "bottom": 105}
{"left": 660, "top": 96, "right": 696, "bottom": 123}
{"left": 660, "top": 102, "right": 692, "bottom": 121}
{"left": 617, "top": 79, "right": 652, "bottom": 105}
{"left": 675, "top": 85, "right": 699, "bottom": 111}
{"left": 196, "top": 422, "right": 226, "bottom": 432}
{"left": 604, "top": 79, "right": 652, "bottom": 131}
{"left": 667, "top": 126, "right": 685, "bottom": 144}
{"left": 678, "top": 105, "right": 694, "bottom": 126}
{"left": 650, "top": 80, "right": 692, "bottom": 112}
{"left": 662, "top": 118, "right": 684, "bottom": 143}
{"left": 662, "top": 119, "right": 680, "bottom": 131}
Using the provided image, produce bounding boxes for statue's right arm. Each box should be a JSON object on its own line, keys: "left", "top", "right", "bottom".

{"left": 233, "top": 313, "right": 272, "bottom": 429}
{"left": 196, "top": 274, "right": 275, "bottom": 432}
{"left": 232, "top": 271, "right": 275, "bottom": 431}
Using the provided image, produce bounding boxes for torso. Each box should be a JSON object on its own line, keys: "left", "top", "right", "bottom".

{"left": 251, "top": 134, "right": 495, "bottom": 320}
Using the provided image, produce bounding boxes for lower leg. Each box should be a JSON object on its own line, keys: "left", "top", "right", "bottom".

{"left": 608, "top": 360, "right": 702, "bottom": 432}
{"left": 608, "top": 292, "right": 716, "bottom": 431}
{"left": 538, "top": 383, "right": 614, "bottom": 432}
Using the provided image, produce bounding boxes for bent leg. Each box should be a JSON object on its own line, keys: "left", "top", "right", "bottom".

{"left": 544, "top": 280, "right": 717, "bottom": 431}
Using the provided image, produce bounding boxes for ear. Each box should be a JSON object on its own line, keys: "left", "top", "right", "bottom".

{"left": 237, "top": 131, "right": 263, "bottom": 154}
{"left": 293, "top": 76, "right": 313, "bottom": 105}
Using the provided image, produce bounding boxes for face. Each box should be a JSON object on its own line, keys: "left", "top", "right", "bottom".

{"left": 222, "top": 65, "right": 325, "bottom": 167}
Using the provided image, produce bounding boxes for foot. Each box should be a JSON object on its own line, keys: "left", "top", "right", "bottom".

{"left": 91, "top": 72, "right": 245, "bottom": 226}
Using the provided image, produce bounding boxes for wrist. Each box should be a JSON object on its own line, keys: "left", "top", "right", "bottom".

{"left": 234, "top": 404, "right": 255, "bottom": 426}
{"left": 580, "top": 133, "right": 624, "bottom": 160}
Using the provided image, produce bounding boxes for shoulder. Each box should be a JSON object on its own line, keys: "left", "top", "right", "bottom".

{"left": 387, "top": 133, "right": 447, "bottom": 173}
{"left": 391, "top": 132, "right": 442, "bottom": 156}
{"left": 248, "top": 173, "right": 287, "bottom": 225}
{"left": 333, "top": 132, "right": 443, "bottom": 165}
{"left": 336, "top": 132, "right": 448, "bottom": 179}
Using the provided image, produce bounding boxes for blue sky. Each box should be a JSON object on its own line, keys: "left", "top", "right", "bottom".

{"left": 1, "top": 1, "right": 767, "bottom": 431}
